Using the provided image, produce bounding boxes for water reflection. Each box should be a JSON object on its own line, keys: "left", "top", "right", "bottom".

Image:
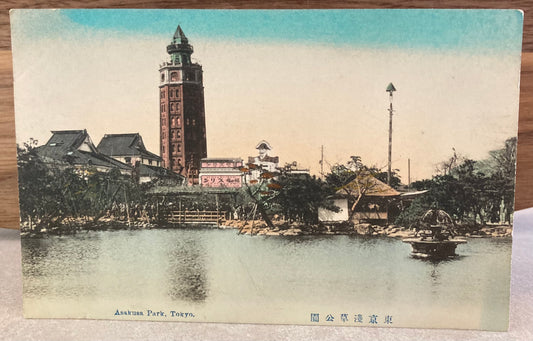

{"left": 166, "top": 232, "right": 208, "bottom": 302}
{"left": 21, "top": 238, "right": 51, "bottom": 277}
{"left": 21, "top": 234, "right": 101, "bottom": 299}
{"left": 20, "top": 229, "right": 511, "bottom": 330}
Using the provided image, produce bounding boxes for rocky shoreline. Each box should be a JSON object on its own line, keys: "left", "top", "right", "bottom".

{"left": 20, "top": 217, "right": 512, "bottom": 239}
{"left": 20, "top": 217, "right": 157, "bottom": 237}
{"left": 220, "top": 219, "right": 512, "bottom": 238}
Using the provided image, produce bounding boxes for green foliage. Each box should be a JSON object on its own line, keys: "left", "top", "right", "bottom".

{"left": 325, "top": 156, "right": 363, "bottom": 189}
{"left": 394, "top": 197, "right": 430, "bottom": 227}
{"left": 398, "top": 137, "right": 517, "bottom": 225}
{"left": 18, "top": 139, "right": 63, "bottom": 226}
{"left": 17, "top": 140, "right": 145, "bottom": 229}
{"left": 272, "top": 174, "right": 336, "bottom": 225}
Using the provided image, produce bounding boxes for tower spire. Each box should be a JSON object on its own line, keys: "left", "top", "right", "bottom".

{"left": 167, "top": 25, "right": 193, "bottom": 65}
{"left": 173, "top": 25, "right": 188, "bottom": 44}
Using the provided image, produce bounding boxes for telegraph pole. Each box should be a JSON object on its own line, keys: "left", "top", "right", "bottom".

{"left": 386, "top": 83, "right": 396, "bottom": 186}
{"left": 320, "top": 145, "right": 324, "bottom": 179}
{"left": 408, "top": 158, "right": 411, "bottom": 190}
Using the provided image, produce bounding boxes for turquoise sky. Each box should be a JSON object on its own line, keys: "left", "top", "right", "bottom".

{"left": 61, "top": 9, "right": 523, "bottom": 52}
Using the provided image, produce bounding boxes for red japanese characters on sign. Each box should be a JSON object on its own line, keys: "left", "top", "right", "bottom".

{"left": 201, "top": 175, "right": 242, "bottom": 188}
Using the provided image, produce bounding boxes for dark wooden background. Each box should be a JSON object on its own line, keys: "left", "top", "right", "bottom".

{"left": 1, "top": 1, "right": 532, "bottom": 229}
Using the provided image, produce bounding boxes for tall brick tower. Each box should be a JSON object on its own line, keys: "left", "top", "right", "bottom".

{"left": 159, "top": 25, "right": 207, "bottom": 184}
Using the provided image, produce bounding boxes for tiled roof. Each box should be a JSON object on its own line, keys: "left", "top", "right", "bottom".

{"left": 36, "top": 130, "right": 131, "bottom": 171}
{"left": 97, "top": 133, "right": 162, "bottom": 161}
{"left": 336, "top": 172, "right": 400, "bottom": 197}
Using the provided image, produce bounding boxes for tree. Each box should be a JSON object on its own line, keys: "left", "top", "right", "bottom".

{"left": 17, "top": 138, "right": 147, "bottom": 229}
{"left": 399, "top": 138, "right": 517, "bottom": 226}
{"left": 18, "top": 140, "right": 93, "bottom": 228}
{"left": 239, "top": 163, "right": 277, "bottom": 228}
{"left": 272, "top": 173, "right": 336, "bottom": 225}
{"left": 326, "top": 156, "right": 398, "bottom": 220}
{"left": 18, "top": 139, "right": 60, "bottom": 229}
{"left": 435, "top": 148, "right": 465, "bottom": 175}
{"left": 84, "top": 168, "right": 142, "bottom": 223}
{"left": 488, "top": 137, "right": 517, "bottom": 223}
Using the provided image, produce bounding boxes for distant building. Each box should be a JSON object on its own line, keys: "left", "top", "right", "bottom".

{"left": 159, "top": 25, "right": 207, "bottom": 184}
{"left": 97, "top": 133, "right": 185, "bottom": 185}
{"left": 97, "top": 133, "right": 162, "bottom": 167}
{"left": 280, "top": 161, "right": 310, "bottom": 176}
{"left": 318, "top": 198, "right": 349, "bottom": 223}
{"left": 36, "top": 130, "right": 132, "bottom": 175}
{"left": 135, "top": 163, "right": 185, "bottom": 185}
{"left": 199, "top": 158, "right": 243, "bottom": 188}
{"left": 247, "top": 140, "right": 279, "bottom": 181}
{"left": 319, "top": 172, "right": 401, "bottom": 225}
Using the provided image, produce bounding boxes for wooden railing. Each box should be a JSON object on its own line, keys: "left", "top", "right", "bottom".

{"left": 165, "top": 210, "right": 226, "bottom": 225}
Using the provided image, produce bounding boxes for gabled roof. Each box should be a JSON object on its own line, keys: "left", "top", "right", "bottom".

{"left": 97, "top": 133, "right": 162, "bottom": 161}
{"left": 36, "top": 130, "right": 131, "bottom": 171}
{"left": 255, "top": 140, "right": 272, "bottom": 150}
{"left": 45, "top": 129, "right": 96, "bottom": 154}
{"left": 336, "top": 172, "right": 400, "bottom": 197}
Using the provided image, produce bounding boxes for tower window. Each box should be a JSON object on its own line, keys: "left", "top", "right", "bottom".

{"left": 170, "top": 89, "right": 174, "bottom": 97}
{"left": 171, "top": 72, "right": 179, "bottom": 82}
{"left": 186, "top": 118, "right": 190, "bottom": 125}
{"left": 192, "top": 119, "right": 196, "bottom": 126}
{"left": 160, "top": 90, "right": 165, "bottom": 99}
{"left": 161, "top": 73, "right": 165, "bottom": 82}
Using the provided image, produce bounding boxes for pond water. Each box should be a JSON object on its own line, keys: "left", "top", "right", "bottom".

{"left": 21, "top": 228, "right": 511, "bottom": 330}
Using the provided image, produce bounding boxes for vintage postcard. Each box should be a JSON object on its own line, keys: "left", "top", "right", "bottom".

{"left": 10, "top": 9, "right": 523, "bottom": 330}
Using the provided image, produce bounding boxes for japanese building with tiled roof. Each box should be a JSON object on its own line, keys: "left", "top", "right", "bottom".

{"left": 97, "top": 133, "right": 162, "bottom": 167}
{"left": 36, "top": 130, "right": 132, "bottom": 174}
